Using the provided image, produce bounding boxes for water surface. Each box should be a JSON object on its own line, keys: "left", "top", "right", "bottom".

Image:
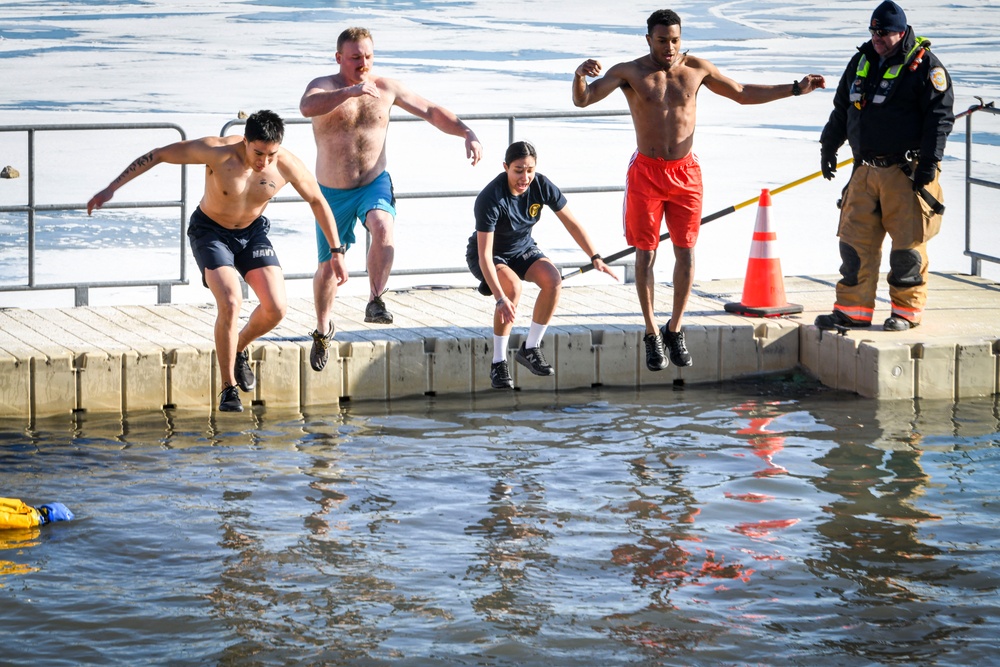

{"left": 2, "top": 382, "right": 998, "bottom": 665}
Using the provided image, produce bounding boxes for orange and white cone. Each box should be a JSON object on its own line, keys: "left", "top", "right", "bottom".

{"left": 724, "top": 189, "right": 802, "bottom": 318}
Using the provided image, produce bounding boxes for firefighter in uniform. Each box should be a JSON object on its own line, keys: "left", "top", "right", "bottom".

{"left": 816, "top": 0, "right": 954, "bottom": 331}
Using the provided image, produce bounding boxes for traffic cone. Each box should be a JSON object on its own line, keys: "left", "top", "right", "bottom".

{"left": 724, "top": 189, "right": 802, "bottom": 317}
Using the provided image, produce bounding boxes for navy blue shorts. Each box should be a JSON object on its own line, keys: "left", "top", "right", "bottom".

{"left": 466, "top": 237, "right": 546, "bottom": 285}
{"left": 187, "top": 207, "right": 281, "bottom": 288}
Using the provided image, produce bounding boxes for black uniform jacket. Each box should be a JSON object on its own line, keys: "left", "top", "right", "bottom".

{"left": 820, "top": 27, "right": 954, "bottom": 163}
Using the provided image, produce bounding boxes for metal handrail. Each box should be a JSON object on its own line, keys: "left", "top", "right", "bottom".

{"left": 964, "top": 103, "right": 1000, "bottom": 275}
{"left": 0, "top": 111, "right": 635, "bottom": 307}
{"left": 5, "top": 104, "right": 995, "bottom": 305}
{"left": 0, "top": 122, "right": 188, "bottom": 306}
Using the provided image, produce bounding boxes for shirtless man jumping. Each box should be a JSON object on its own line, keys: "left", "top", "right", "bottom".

{"left": 573, "top": 9, "right": 824, "bottom": 371}
{"left": 300, "top": 26, "right": 483, "bottom": 372}
{"left": 87, "top": 110, "right": 348, "bottom": 412}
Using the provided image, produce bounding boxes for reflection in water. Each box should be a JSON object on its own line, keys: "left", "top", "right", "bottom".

{"left": 0, "top": 528, "right": 41, "bottom": 577}
{"left": 0, "top": 385, "right": 998, "bottom": 665}
{"left": 464, "top": 459, "right": 557, "bottom": 635}
{"left": 200, "top": 414, "right": 414, "bottom": 663}
{"left": 800, "top": 400, "right": 960, "bottom": 661}
{"left": 603, "top": 398, "right": 803, "bottom": 655}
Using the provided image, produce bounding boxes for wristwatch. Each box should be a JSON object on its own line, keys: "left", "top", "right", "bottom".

{"left": 331, "top": 244, "right": 347, "bottom": 254}
{"left": 791, "top": 80, "right": 802, "bottom": 96}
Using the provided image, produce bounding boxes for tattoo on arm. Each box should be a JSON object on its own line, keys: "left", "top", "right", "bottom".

{"left": 260, "top": 179, "right": 277, "bottom": 190}
{"left": 114, "top": 150, "right": 155, "bottom": 185}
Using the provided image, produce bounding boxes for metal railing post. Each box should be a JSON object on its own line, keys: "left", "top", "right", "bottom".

{"left": 157, "top": 283, "right": 172, "bottom": 305}
{"left": 180, "top": 164, "right": 188, "bottom": 283}
{"left": 27, "top": 129, "right": 35, "bottom": 287}
{"left": 74, "top": 285, "right": 88, "bottom": 307}
{"left": 965, "top": 111, "right": 977, "bottom": 276}
{"left": 961, "top": 104, "right": 999, "bottom": 275}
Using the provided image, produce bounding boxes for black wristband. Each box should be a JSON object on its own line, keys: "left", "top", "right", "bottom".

{"left": 791, "top": 80, "right": 801, "bottom": 96}
{"left": 591, "top": 253, "right": 602, "bottom": 262}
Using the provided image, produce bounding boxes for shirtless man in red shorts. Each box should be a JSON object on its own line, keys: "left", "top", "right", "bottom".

{"left": 573, "top": 9, "right": 824, "bottom": 370}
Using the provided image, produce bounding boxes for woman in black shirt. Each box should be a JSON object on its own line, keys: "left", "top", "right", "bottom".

{"left": 466, "top": 141, "right": 616, "bottom": 389}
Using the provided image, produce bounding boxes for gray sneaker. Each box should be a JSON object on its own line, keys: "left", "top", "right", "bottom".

{"left": 490, "top": 360, "right": 514, "bottom": 389}
{"left": 661, "top": 320, "right": 692, "bottom": 367}
{"left": 234, "top": 349, "right": 255, "bottom": 392}
{"left": 515, "top": 342, "right": 554, "bottom": 376}
{"left": 310, "top": 320, "right": 335, "bottom": 372}
{"left": 365, "top": 295, "right": 394, "bottom": 324}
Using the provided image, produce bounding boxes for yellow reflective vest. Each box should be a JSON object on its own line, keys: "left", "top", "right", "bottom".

{"left": 849, "top": 37, "right": 932, "bottom": 107}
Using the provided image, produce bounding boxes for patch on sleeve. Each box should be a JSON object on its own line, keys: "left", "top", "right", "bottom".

{"left": 930, "top": 67, "right": 948, "bottom": 92}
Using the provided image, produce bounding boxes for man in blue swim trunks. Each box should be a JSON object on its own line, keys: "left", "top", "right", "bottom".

{"left": 87, "top": 110, "right": 347, "bottom": 412}
{"left": 300, "top": 26, "right": 483, "bottom": 371}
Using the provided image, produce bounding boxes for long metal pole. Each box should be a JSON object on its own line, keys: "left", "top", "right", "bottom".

{"left": 562, "top": 158, "right": 855, "bottom": 279}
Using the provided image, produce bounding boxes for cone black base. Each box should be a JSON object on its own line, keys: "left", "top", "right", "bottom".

{"left": 724, "top": 301, "right": 803, "bottom": 318}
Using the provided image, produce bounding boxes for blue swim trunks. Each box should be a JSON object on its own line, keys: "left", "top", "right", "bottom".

{"left": 316, "top": 171, "right": 397, "bottom": 263}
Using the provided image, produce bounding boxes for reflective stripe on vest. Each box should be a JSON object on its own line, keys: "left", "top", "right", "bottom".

{"left": 849, "top": 38, "right": 930, "bottom": 105}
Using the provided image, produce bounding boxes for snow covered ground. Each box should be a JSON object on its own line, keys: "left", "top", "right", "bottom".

{"left": 1, "top": 0, "right": 998, "bottom": 307}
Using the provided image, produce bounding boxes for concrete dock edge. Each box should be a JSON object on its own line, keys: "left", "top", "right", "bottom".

{"left": 1, "top": 273, "right": 998, "bottom": 417}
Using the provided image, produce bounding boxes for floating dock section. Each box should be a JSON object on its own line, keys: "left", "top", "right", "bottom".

{"left": 0, "top": 273, "right": 998, "bottom": 418}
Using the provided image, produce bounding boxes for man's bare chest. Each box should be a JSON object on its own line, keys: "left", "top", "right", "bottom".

{"left": 328, "top": 95, "right": 390, "bottom": 131}
{"left": 628, "top": 73, "right": 698, "bottom": 107}
{"left": 212, "top": 167, "right": 282, "bottom": 205}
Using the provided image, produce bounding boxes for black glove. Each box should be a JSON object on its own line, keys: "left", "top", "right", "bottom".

{"left": 821, "top": 151, "right": 837, "bottom": 180}
{"left": 912, "top": 161, "right": 936, "bottom": 191}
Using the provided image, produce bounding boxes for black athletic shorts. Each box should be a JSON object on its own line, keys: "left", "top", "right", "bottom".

{"left": 187, "top": 207, "right": 281, "bottom": 288}
{"left": 466, "top": 237, "right": 546, "bottom": 284}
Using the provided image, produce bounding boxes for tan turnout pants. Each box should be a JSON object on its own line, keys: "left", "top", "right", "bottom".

{"left": 833, "top": 160, "right": 944, "bottom": 325}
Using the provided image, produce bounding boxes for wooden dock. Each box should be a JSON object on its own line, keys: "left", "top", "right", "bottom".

{"left": 1, "top": 271, "right": 998, "bottom": 419}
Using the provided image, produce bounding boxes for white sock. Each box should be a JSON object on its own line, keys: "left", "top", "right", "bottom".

{"left": 525, "top": 321, "right": 548, "bottom": 349}
{"left": 493, "top": 335, "right": 508, "bottom": 363}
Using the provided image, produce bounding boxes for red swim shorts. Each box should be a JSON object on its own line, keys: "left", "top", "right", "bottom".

{"left": 623, "top": 150, "right": 703, "bottom": 250}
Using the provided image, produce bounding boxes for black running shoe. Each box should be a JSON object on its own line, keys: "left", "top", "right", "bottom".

{"left": 643, "top": 332, "right": 667, "bottom": 371}
{"left": 218, "top": 384, "right": 243, "bottom": 412}
{"left": 883, "top": 316, "right": 918, "bottom": 331}
{"left": 365, "top": 294, "right": 394, "bottom": 324}
{"left": 477, "top": 280, "right": 492, "bottom": 297}
{"left": 661, "top": 320, "right": 692, "bottom": 367}
{"left": 234, "top": 349, "right": 255, "bottom": 392}
{"left": 814, "top": 310, "right": 869, "bottom": 330}
{"left": 310, "top": 320, "right": 335, "bottom": 371}
{"left": 515, "top": 342, "right": 554, "bottom": 376}
{"left": 490, "top": 360, "right": 514, "bottom": 389}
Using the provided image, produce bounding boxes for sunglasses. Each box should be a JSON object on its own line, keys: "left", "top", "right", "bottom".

{"left": 869, "top": 28, "right": 893, "bottom": 37}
